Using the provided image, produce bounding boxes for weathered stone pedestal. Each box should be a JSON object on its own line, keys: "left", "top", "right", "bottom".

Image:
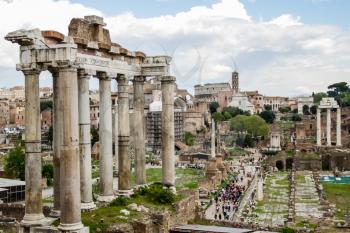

{"left": 205, "top": 158, "right": 218, "bottom": 178}
{"left": 216, "top": 154, "right": 226, "bottom": 178}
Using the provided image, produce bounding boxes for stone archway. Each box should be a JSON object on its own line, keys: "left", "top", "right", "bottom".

{"left": 322, "top": 154, "right": 331, "bottom": 171}
{"left": 286, "top": 158, "right": 293, "bottom": 170}
{"left": 276, "top": 160, "right": 284, "bottom": 171}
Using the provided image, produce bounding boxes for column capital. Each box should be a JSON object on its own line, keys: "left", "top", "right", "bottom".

{"left": 133, "top": 76, "right": 146, "bottom": 83}
{"left": 22, "top": 69, "right": 41, "bottom": 76}
{"left": 116, "top": 74, "right": 127, "bottom": 83}
{"left": 96, "top": 71, "right": 111, "bottom": 81}
{"left": 160, "top": 76, "right": 176, "bottom": 83}
{"left": 78, "top": 69, "right": 91, "bottom": 80}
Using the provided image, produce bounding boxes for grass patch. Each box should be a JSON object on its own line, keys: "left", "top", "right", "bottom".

{"left": 82, "top": 205, "right": 142, "bottom": 232}
{"left": 296, "top": 220, "right": 317, "bottom": 229}
{"left": 323, "top": 183, "right": 350, "bottom": 219}
{"left": 81, "top": 183, "right": 184, "bottom": 232}
{"left": 131, "top": 168, "right": 203, "bottom": 191}
{"left": 295, "top": 175, "right": 305, "bottom": 183}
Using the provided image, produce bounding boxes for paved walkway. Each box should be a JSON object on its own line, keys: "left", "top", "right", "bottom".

{"left": 232, "top": 168, "right": 258, "bottom": 222}
{"left": 295, "top": 171, "right": 325, "bottom": 220}
{"left": 205, "top": 149, "right": 262, "bottom": 222}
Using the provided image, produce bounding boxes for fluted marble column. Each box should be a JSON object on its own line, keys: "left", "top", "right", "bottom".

{"left": 326, "top": 108, "right": 331, "bottom": 146}
{"left": 22, "top": 69, "right": 45, "bottom": 225}
{"left": 57, "top": 67, "right": 84, "bottom": 231}
{"left": 97, "top": 72, "right": 114, "bottom": 202}
{"left": 316, "top": 108, "right": 321, "bottom": 146}
{"left": 134, "top": 76, "right": 146, "bottom": 185}
{"left": 117, "top": 74, "right": 131, "bottom": 195}
{"left": 51, "top": 70, "right": 61, "bottom": 217}
{"left": 161, "top": 76, "right": 176, "bottom": 191}
{"left": 211, "top": 120, "right": 215, "bottom": 158}
{"left": 78, "top": 70, "right": 95, "bottom": 209}
{"left": 113, "top": 103, "right": 119, "bottom": 173}
{"left": 336, "top": 108, "right": 342, "bottom": 146}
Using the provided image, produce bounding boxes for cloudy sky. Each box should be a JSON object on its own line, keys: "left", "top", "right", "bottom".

{"left": 0, "top": 0, "right": 349, "bottom": 96}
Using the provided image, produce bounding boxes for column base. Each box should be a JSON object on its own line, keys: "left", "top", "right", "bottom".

{"left": 116, "top": 189, "right": 133, "bottom": 197}
{"left": 81, "top": 201, "right": 96, "bottom": 210}
{"left": 21, "top": 213, "right": 51, "bottom": 226}
{"left": 49, "top": 209, "right": 61, "bottom": 218}
{"left": 58, "top": 222, "right": 85, "bottom": 232}
{"left": 166, "top": 186, "right": 176, "bottom": 194}
{"left": 20, "top": 226, "right": 89, "bottom": 233}
{"left": 97, "top": 195, "right": 115, "bottom": 203}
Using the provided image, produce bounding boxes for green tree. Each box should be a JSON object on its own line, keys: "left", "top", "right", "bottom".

{"left": 244, "top": 134, "right": 254, "bottom": 148}
{"left": 230, "top": 115, "right": 268, "bottom": 137}
{"left": 4, "top": 144, "right": 25, "bottom": 180}
{"left": 230, "top": 115, "right": 246, "bottom": 132}
{"left": 264, "top": 104, "right": 272, "bottom": 111}
{"left": 222, "top": 106, "right": 243, "bottom": 118}
{"left": 212, "top": 112, "right": 223, "bottom": 122}
{"left": 259, "top": 110, "right": 276, "bottom": 124}
{"left": 42, "top": 164, "right": 54, "bottom": 186}
{"left": 328, "top": 82, "right": 349, "bottom": 94}
{"left": 313, "top": 92, "right": 328, "bottom": 105}
{"left": 279, "top": 106, "right": 291, "bottom": 114}
{"left": 184, "top": 132, "right": 194, "bottom": 146}
{"left": 40, "top": 100, "right": 53, "bottom": 112}
{"left": 209, "top": 102, "right": 220, "bottom": 114}
{"left": 91, "top": 127, "right": 99, "bottom": 146}
{"left": 341, "top": 93, "right": 350, "bottom": 107}
{"left": 223, "top": 111, "right": 232, "bottom": 120}
{"left": 291, "top": 114, "right": 302, "bottom": 122}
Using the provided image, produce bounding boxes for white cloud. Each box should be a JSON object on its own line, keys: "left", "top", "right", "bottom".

{"left": 267, "top": 14, "right": 303, "bottom": 28}
{"left": 0, "top": 0, "right": 349, "bottom": 96}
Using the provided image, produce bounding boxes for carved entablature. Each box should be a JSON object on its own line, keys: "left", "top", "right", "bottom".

{"left": 5, "top": 28, "right": 46, "bottom": 47}
{"left": 5, "top": 15, "right": 172, "bottom": 78}
{"left": 319, "top": 97, "right": 339, "bottom": 109}
{"left": 141, "top": 56, "right": 171, "bottom": 76}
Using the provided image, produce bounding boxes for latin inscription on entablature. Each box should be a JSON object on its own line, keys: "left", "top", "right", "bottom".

{"left": 76, "top": 56, "right": 110, "bottom": 67}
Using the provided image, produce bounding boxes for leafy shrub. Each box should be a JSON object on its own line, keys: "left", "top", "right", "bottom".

{"left": 279, "top": 227, "right": 296, "bottom": 233}
{"left": 110, "top": 197, "right": 130, "bottom": 207}
{"left": 134, "top": 183, "right": 176, "bottom": 204}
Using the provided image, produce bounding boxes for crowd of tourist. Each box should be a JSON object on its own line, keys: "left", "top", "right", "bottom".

{"left": 213, "top": 174, "right": 246, "bottom": 221}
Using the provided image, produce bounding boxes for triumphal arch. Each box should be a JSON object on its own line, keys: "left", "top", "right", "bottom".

{"left": 6, "top": 15, "right": 176, "bottom": 232}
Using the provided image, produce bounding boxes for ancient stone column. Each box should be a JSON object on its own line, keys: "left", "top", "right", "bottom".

{"left": 161, "top": 76, "right": 176, "bottom": 191}
{"left": 117, "top": 74, "right": 132, "bottom": 195}
{"left": 22, "top": 69, "right": 46, "bottom": 225}
{"left": 336, "top": 108, "right": 342, "bottom": 146}
{"left": 326, "top": 108, "right": 331, "bottom": 146}
{"left": 78, "top": 70, "right": 95, "bottom": 209}
{"left": 51, "top": 70, "right": 61, "bottom": 217}
{"left": 133, "top": 76, "right": 146, "bottom": 185}
{"left": 57, "top": 67, "right": 84, "bottom": 231}
{"left": 113, "top": 103, "right": 119, "bottom": 173}
{"left": 316, "top": 108, "right": 321, "bottom": 146}
{"left": 211, "top": 120, "right": 216, "bottom": 158}
{"left": 97, "top": 72, "right": 114, "bottom": 202}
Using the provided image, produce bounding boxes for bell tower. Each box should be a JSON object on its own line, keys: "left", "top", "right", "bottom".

{"left": 232, "top": 71, "right": 239, "bottom": 94}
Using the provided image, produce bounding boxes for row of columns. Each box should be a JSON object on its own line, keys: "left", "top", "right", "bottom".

{"left": 21, "top": 66, "right": 176, "bottom": 231}
{"left": 316, "top": 108, "right": 342, "bottom": 147}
